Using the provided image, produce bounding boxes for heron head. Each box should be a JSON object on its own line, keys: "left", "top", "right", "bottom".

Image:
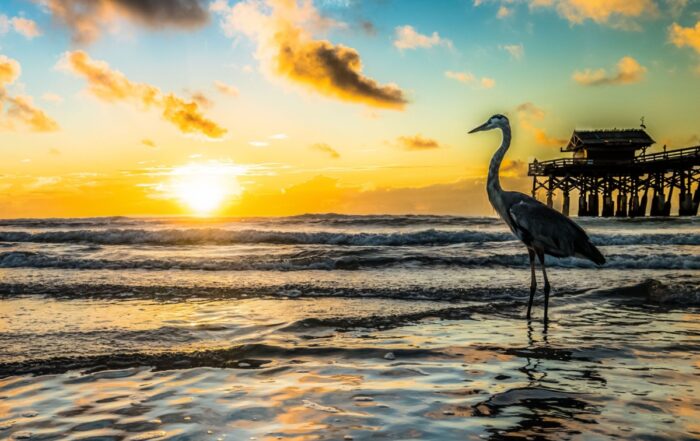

{"left": 468, "top": 114, "right": 509, "bottom": 134}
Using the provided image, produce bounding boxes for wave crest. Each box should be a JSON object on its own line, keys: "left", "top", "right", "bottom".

{"left": 1, "top": 228, "right": 698, "bottom": 246}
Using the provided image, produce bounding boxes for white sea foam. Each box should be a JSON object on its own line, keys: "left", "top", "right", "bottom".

{"left": 0, "top": 228, "right": 698, "bottom": 246}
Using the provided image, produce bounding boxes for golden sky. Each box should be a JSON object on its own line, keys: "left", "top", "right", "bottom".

{"left": 1, "top": 0, "right": 699, "bottom": 217}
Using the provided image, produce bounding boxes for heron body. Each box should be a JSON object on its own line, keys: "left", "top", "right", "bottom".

{"left": 470, "top": 114, "right": 605, "bottom": 322}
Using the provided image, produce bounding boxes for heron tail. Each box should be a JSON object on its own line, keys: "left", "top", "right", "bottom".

{"left": 575, "top": 239, "right": 605, "bottom": 266}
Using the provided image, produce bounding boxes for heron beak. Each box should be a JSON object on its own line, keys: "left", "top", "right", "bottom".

{"left": 468, "top": 121, "right": 490, "bottom": 134}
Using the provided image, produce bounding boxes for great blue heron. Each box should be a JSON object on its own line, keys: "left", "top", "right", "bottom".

{"left": 469, "top": 114, "right": 605, "bottom": 323}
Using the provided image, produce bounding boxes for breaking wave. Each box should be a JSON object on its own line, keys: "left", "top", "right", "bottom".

{"left": 0, "top": 249, "right": 697, "bottom": 271}
{"left": 0, "top": 228, "right": 698, "bottom": 246}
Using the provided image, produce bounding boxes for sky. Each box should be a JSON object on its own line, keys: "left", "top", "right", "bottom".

{"left": 0, "top": 0, "right": 699, "bottom": 217}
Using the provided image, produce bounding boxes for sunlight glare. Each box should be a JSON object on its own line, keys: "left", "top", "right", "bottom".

{"left": 169, "top": 162, "right": 244, "bottom": 215}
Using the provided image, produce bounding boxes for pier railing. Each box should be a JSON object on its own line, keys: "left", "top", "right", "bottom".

{"left": 528, "top": 145, "right": 700, "bottom": 176}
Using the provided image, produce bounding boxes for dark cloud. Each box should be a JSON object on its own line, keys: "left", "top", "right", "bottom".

{"left": 214, "top": 0, "right": 407, "bottom": 110}
{"left": 41, "top": 0, "right": 209, "bottom": 43}
{"left": 276, "top": 37, "right": 407, "bottom": 109}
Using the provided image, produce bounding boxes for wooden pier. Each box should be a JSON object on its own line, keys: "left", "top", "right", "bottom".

{"left": 528, "top": 129, "right": 700, "bottom": 217}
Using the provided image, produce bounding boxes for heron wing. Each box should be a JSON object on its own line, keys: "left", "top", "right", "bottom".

{"left": 506, "top": 193, "right": 604, "bottom": 264}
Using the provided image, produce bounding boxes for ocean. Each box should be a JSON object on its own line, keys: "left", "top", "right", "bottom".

{"left": 0, "top": 214, "right": 699, "bottom": 440}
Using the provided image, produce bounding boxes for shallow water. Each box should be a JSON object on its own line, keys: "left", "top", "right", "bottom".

{"left": 0, "top": 215, "right": 698, "bottom": 440}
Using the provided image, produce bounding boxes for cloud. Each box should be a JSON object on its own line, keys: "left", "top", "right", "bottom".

{"left": 393, "top": 25, "right": 452, "bottom": 50}
{"left": 500, "top": 43, "right": 524, "bottom": 60}
{"left": 311, "top": 142, "right": 340, "bottom": 159}
{"left": 500, "top": 159, "right": 527, "bottom": 177}
{"left": 212, "top": 0, "right": 407, "bottom": 110}
{"left": 59, "top": 50, "right": 226, "bottom": 138}
{"left": 445, "top": 70, "right": 496, "bottom": 89}
{"left": 42, "top": 92, "right": 63, "bottom": 103}
{"left": 397, "top": 135, "right": 441, "bottom": 151}
{"left": 477, "top": 0, "right": 657, "bottom": 30}
{"left": 667, "top": 0, "right": 688, "bottom": 17}
{"left": 445, "top": 70, "right": 475, "bottom": 83}
{"left": 214, "top": 80, "right": 239, "bottom": 97}
{"left": 669, "top": 21, "right": 700, "bottom": 54}
{"left": 190, "top": 91, "right": 213, "bottom": 108}
{"left": 516, "top": 102, "right": 566, "bottom": 146}
{"left": 249, "top": 141, "right": 269, "bottom": 147}
{"left": 527, "top": 0, "right": 657, "bottom": 29}
{"left": 4, "top": 95, "right": 60, "bottom": 132}
{"left": 39, "top": 0, "right": 210, "bottom": 44}
{"left": 481, "top": 77, "right": 496, "bottom": 88}
{"left": 0, "top": 15, "right": 42, "bottom": 38}
{"left": 572, "top": 56, "right": 647, "bottom": 86}
{"left": 497, "top": 5, "right": 513, "bottom": 18}
{"left": 0, "top": 55, "right": 20, "bottom": 87}
{"left": 11, "top": 17, "right": 41, "bottom": 38}
{"left": 360, "top": 20, "right": 377, "bottom": 35}
{"left": 142, "top": 138, "right": 156, "bottom": 148}
{"left": 0, "top": 55, "right": 59, "bottom": 132}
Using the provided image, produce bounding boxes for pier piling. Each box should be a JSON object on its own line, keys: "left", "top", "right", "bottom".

{"left": 528, "top": 129, "right": 700, "bottom": 217}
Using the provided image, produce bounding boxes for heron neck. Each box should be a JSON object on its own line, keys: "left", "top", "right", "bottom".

{"left": 487, "top": 124, "right": 511, "bottom": 202}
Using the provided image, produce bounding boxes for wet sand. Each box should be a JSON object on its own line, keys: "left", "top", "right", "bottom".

{"left": 1, "top": 292, "right": 699, "bottom": 441}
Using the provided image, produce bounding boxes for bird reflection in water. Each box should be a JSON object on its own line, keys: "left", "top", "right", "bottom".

{"left": 473, "top": 322, "right": 601, "bottom": 440}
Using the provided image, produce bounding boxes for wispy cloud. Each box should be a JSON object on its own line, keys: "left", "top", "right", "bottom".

{"left": 497, "top": 5, "right": 512, "bottom": 19}
{"left": 38, "top": 0, "right": 210, "bottom": 44}
{"left": 0, "top": 15, "right": 42, "bottom": 39}
{"left": 500, "top": 43, "right": 524, "bottom": 60}
{"left": 572, "top": 56, "right": 647, "bottom": 86}
{"left": 59, "top": 50, "right": 226, "bottom": 138}
{"left": 0, "top": 55, "right": 59, "bottom": 132}
{"left": 516, "top": 102, "right": 566, "bottom": 146}
{"left": 214, "top": 80, "right": 239, "bottom": 97}
{"left": 396, "top": 134, "right": 441, "bottom": 151}
{"left": 41, "top": 92, "right": 63, "bottom": 104}
{"left": 481, "top": 77, "right": 496, "bottom": 88}
{"left": 537, "top": 0, "right": 657, "bottom": 29}
{"left": 476, "top": 0, "right": 657, "bottom": 30}
{"left": 311, "top": 142, "right": 341, "bottom": 159}
{"left": 190, "top": 91, "right": 213, "bottom": 109}
{"left": 445, "top": 70, "right": 496, "bottom": 89}
{"left": 393, "top": 25, "right": 452, "bottom": 50}
{"left": 445, "top": 70, "right": 475, "bottom": 83}
{"left": 212, "top": 0, "right": 407, "bottom": 110}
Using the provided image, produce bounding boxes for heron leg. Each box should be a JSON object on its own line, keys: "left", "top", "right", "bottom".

{"left": 536, "top": 249, "right": 550, "bottom": 323}
{"left": 527, "top": 248, "right": 536, "bottom": 320}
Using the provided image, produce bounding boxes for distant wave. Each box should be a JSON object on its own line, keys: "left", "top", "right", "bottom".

{"left": 0, "top": 228, "right": 513, "bottom": 246}
{"left": 0, "top": 214, "right": 496, "bottom": 228}
{"left": 1, "top": 228, "right": 699, "bottom": 246}
{"left": 1, "top": 249, "right": 697, "bottom": 271}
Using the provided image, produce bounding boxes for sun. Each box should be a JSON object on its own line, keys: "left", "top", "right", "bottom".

{"left": 169, "top": 162, "right": 244, "bottom": 215}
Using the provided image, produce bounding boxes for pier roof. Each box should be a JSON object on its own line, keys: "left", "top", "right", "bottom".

{"left": 563, "top": 129, "right": 655, "bottom": 152}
